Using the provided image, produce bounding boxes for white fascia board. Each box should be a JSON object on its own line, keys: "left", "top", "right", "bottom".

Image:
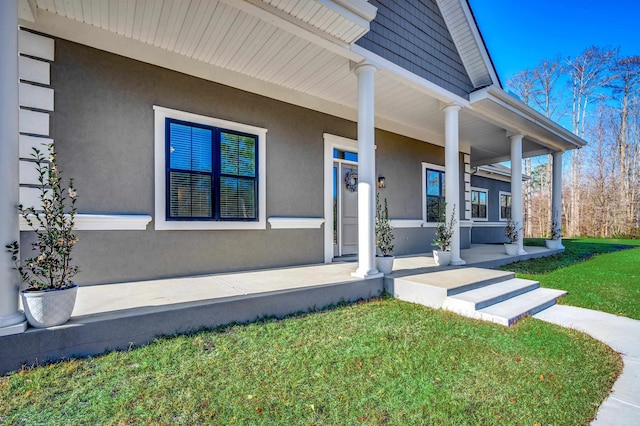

{"left": 320, "top": 0, "right": 378, "bottom": 28}
{"left": 330, "top": 0, "right": 378, "bottom": 22}
{"left": 470, "top": 85, "right": 587, "bottom": 150}
{"left": 457, "top": 0, "right": 500, "bottom": 86}
{"left": 474, "top": 168, "right": 529, "bottom": 182}
{"left": 351, "top": 44, "right": 470, "bottom": 107}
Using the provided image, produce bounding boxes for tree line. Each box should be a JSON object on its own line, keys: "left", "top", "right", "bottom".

{"left": 507, "top": 47, "right": 640, "bottom": 238}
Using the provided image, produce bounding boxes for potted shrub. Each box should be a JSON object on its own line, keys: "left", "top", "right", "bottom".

{"left": 504, "top": 219, "right": 521, "bottom": 256}
{"left": 545, "top": 217, "right": 562, "bottom": 249}
{"left": 5, "top": 143, "right": 80, "bottom": 328}
{"left": 432, "top": 204, "right": 456, "bottom": 266}
{"left": 375, "top": 194, "right": 395, "bottom": 274}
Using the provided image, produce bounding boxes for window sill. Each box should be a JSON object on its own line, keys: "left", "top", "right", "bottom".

{"left": 154, "top": 219, "right": 266, "bottom": 231}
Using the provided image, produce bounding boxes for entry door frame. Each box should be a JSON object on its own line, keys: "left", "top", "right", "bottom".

{"left": 323, "top": 133, "right": 358, "bottom": 263}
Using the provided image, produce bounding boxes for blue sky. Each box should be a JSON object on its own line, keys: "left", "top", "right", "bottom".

{"left": 468, "top": 0, "right": 640, "bottom": 84}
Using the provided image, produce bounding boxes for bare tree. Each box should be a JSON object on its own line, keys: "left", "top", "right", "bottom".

{"left": 609, "top": 56, "right": 640, "bottom": 235}
{"left": 565, "top": 46, "right": 618, "bottom": 236}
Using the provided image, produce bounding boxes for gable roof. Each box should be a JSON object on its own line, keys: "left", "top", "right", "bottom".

{"left": 435, "top": 0, "right": 500, "bottom": 89}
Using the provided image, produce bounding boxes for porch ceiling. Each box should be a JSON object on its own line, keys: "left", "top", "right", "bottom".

{"left": 19, "top": 0, "right": 577, "bottom": 165}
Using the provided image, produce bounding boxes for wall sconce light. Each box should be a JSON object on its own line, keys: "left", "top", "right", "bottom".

{"left": 377, "top": 176, "right": 386, "bottom": 189}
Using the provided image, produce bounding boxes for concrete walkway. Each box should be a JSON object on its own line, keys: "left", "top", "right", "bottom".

{"left": 534, "top": 306, "right": 640, "bottom": 426}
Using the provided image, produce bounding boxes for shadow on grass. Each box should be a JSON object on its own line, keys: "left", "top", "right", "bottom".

{"left": 501, "top": 238, "right": 637, "bottom": 275}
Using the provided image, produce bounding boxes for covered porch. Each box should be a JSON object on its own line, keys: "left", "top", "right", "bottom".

{"left": 0, "top": 243, "right": 563, "bottom": 374}
{"left": 0, "top": 0, "right": 585, "bottom": 337}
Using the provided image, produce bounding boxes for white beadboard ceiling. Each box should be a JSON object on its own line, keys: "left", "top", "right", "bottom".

{"left": 20, "top": 0, "right": 570, "bottom": 164}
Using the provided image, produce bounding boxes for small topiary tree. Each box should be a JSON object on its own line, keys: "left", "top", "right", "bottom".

{"left": 433, "top": 204, "right": 456, "bottom": 251}
{"left": 375, "top": 194, "right": 394, "bottom": 256}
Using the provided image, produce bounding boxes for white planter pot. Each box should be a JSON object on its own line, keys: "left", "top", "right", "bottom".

{"left": 433, "top": 250, "right": 452, "bottom": 266}
{"left": 545, "top": 238, "right": 562, "bottom": 249}
{"left": 504, "top": 243, "right": 519, "bottom": 256}
{"left": 21, "top": 285, "right": 78, "bottom": 328}
{"left": 376, "top": 255, "right": 395, "bottom": 275}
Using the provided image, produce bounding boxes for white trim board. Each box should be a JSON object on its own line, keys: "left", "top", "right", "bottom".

{"left": 471, "top": 221, "right": 506, "bottom": 228}
{"left": 324, "top": 133, "right": 358, "bottom": 263}
{"left": 388, "top": 219, "right": 423, "bottom": 228}
{"left": 20, "top": 214, "right": 152, "bottom": 231}
{"left": 470, "top": 186, "right": 489, "bottom": 221}
{"left": 499, "top": 191, "right": 512, "bottom": 221}
{"left": 268, "top": 217, "right": 324, "bottom": 229}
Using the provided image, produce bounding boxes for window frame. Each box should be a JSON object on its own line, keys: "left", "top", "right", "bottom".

{"left": 421, "top": 162, "right": 445, "bottom": 225}
{"left": 499, "top": 191, "right": 512, "bottom": 221}
{"left": 470, "top": 187, "right": 489, "bottom": 221}
{"left": 154, "top": 106, "right": 267, "bottom": 230}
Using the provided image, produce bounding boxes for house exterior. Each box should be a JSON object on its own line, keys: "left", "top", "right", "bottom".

{"left": 0, "top": 0, "right": 585, "bottom": 336}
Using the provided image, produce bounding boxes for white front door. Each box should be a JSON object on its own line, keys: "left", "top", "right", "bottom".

{"left": 339, "top": 163, "right": 358, "bottom": 256}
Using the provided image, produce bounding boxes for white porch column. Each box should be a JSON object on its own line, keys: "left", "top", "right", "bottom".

{"left": 353, "top": 63, "right": 380, "bottom": 278}
{"left": 510, "top": 134, "right": 527, "bottom": 255}
{"left": 552, "top": 151, "right": 564, "bottom": 249}
{"left": 443, "top": 105, "right": 465, "bottom": 265}
{"left": 0, "top": 0, "right": 27, "bottom": 336}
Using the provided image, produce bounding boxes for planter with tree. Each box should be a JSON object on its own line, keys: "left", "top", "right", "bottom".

{"left": 432, "top": 204, "right": 456, "bottom": 266}
{"left": 504, "top": 219, "right": 521, "bottom": 256}
{"left": 6, "top": 143, "right": 80, "bottom": 328}
{"left": 545, "top": 217, "right": 562, "bottom": 249}
{"left": 375, "top": 194, "right": 395, "bottom": 274}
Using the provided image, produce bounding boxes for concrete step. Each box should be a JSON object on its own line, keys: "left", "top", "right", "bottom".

{"left": 476, "top": 288, "right": 567, "bottom": 326}
{"left": 386, "top": 268, "right": 516, "bottom": 309}
{"left": 444, "top": 268, "right": 516, "bottom": 296}
{"left": 443, "top": 278, "right": 540, "bottom": 312}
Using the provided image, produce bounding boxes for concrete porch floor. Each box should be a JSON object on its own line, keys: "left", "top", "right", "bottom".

{"left": 1, "top": 244, "right": 561, "bottom": 374}
{"left": 74, "top": 243, "right": 558, "bottom": 318}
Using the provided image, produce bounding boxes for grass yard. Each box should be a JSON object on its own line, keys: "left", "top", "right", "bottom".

{"left": 0, "top": 297, "right": 620, "bottom": 425}
{"left": 502, "top": 238, "right": 640, "bottom": 320}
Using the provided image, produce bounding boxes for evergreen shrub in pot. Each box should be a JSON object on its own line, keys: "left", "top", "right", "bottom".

{"left": 375, "top": 194, "right": 395, "bottom": 274}
{"left": 6, "top": 144, "right": 80, "bottom": 328}
{"left": 432, "top": 204, "right": 456, "bottom": 266}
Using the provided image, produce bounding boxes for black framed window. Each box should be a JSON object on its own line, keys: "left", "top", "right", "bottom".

{"left": 500, "top": 193, "right": 512, "bottom": 220}
{"left": 426, "top": 169, "right": 445, "bottom": 222}
{"left": 166, "top": 118, "right": 258, "bottom": 221}
{"left": 471, "top": 189, "right": 488, "bottom": 219}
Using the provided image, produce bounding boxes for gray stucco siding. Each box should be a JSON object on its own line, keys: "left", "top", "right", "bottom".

{"left": 356, "top": 0, "right": 473, "bottom": 98}
{"left": 469, "top": 175, "right": 511, "bottom": 244}
{"left": 40, "top": 38, "right": 471, "bottom": 285}
{"left": 48, "top": 39, "right": 357, "bottom": 284}
{"left": 51, "top": 39, "right": 355, "bottom": 218}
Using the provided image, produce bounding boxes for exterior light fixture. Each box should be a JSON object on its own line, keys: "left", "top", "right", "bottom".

{"left": 377, "top": 176, "right": 386, "bottom": 189}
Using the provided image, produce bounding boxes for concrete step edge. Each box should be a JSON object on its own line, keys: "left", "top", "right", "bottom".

{"left": 477, "top": 288, "right": 567, "bottom": 326}
{"left": 444, "top": 278, "right": 540, "bottom": 311}
{"left": 445, "top": 271, "right": 517, "bottom": 296}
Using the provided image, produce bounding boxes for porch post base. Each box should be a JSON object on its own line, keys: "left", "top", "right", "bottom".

{"left": 0, "top": 312, "right": 27, "bottom": 336}
{"left": 451, "top": 258, "right": 466, "bottom": 266}
{"left": 352, "top": 270, "right": 384, "bottom": 279}
{"left": 517, "top": 249, "right": 527, "bottom": 256}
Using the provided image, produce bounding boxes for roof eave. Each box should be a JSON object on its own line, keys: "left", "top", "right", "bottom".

{"left": 470, "top": 85, "right": 587, "bottom": 152}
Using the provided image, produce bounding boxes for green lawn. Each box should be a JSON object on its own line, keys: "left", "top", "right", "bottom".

{"left": 502, "top": 238, "right": 640, "bottom": 319}
{"left": 0, "top": 298, "right": 620, "bottom": 425}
